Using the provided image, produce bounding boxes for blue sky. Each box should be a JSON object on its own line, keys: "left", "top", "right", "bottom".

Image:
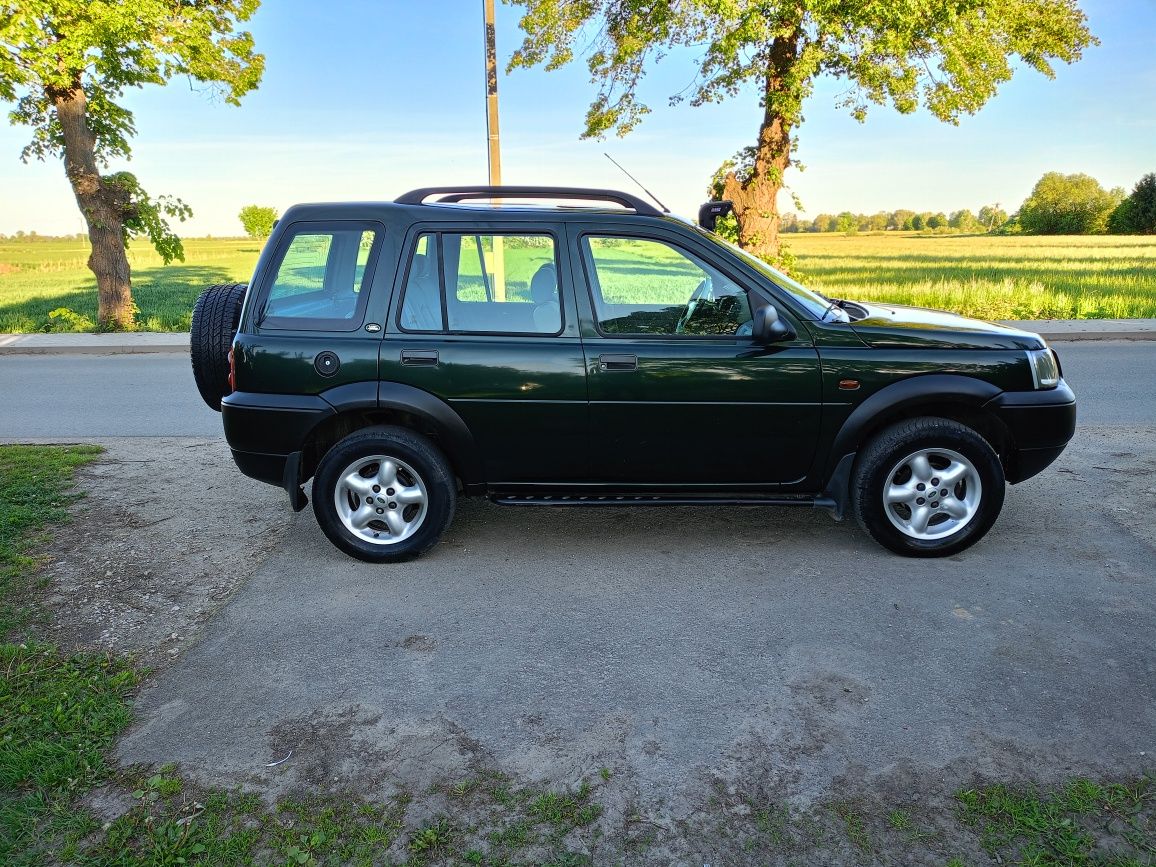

{"left": 1, "top": 0, "right": 1153, "bottom": 235}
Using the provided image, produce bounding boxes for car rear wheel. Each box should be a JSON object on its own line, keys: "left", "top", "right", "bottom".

{"left": 851, "top": 417, "right": 1005, "bottom": 557}
{"left": 312, "top": 426, "right": 456, "bottom": 562}
{"left": 190, "top": 282, "right": 247, "bottom": 411}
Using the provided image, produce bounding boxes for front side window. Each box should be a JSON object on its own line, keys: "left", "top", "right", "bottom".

{"left": 582, "top": 236, "right": 752, "bottom": 336}
{"left": 695, "top": 226, "right": 841, "bottom": 321}
{"left": 262, "top": 225, "right": 377, "bottom": 328}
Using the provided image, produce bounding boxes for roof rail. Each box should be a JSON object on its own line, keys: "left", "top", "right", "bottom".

{"left": 395, "top": 186, "right": 662, "bottom": 216}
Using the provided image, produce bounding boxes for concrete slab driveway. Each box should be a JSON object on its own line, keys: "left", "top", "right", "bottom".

{"left": 117, "top": 422, "right": 1155, "bottom": 835}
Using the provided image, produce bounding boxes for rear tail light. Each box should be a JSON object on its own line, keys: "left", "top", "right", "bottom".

{"left": 227, "top": 347, "right": 236, "bottom": 393}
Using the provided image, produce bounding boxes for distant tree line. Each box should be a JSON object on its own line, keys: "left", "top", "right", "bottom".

{"left": 9, "top": 172, "right": 1154, "bottom": 242}
{"left": 782, "top": 206, "right": 1008, "bottom": 235}
{"left": 0, "top": 231, "right": 89, "bottom": 242}
{"left": 789, "top": 171, "right": 1155, "bottom": 237}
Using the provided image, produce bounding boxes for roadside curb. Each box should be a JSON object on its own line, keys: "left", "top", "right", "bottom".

{"left": 0, "top": 319, "right": 1153, "bottom": 355}
{"left": 999, "top": 319, "right": 1156, "bottom": 342}
{"left": 0, "top": 332, "right": 190, "bottom": 355}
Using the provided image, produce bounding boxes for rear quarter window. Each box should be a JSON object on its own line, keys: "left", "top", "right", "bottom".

{"left": 259, "top": 222, "right": 382, "bottom": 331}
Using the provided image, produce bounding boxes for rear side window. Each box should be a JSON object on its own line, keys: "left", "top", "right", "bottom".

{"left": 261, "top": 223, "right": 380, "bottom": 330}
{"left": 397, "top": 232, "right": 561, "bottom": 335}
{"left": 398, "top": 234, "right": 444, "bottom": 332}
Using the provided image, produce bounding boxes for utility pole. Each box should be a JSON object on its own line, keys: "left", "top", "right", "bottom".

{"left": 483, "top": 0, "right": 505, "bottom": 299}
{"left": 483, "top": 0, "right": 501, "bottom": 186}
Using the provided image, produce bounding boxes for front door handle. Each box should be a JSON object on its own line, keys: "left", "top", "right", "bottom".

{"left": 599, "top": 353, "right": 637, "bottom": 371}
{"left": 401, "top": 349, "right": 439, "bottom": 366}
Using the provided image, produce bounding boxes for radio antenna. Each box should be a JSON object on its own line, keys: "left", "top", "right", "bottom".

{"left": 604, "top": 152, "right": 669, "bottom": 213}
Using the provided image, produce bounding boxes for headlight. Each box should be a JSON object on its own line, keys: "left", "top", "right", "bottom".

{"left": 1027, "top": 348, "right": 1060, "bottom": 389}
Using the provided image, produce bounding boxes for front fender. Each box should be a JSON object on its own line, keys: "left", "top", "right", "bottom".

{"left": 826, "top": 374, "right": 1004, "bottom": 481}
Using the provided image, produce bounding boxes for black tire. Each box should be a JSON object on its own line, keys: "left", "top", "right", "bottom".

{"left": 851, "top": 417, "right": 1005, "bottom": 557}
{"left": 312, "top": 426, "right": 456, "bottom": 563}
{"left": 190, "top": 282, "right": 248, "bottom": 411}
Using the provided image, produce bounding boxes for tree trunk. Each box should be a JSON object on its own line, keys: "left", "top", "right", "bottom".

{"left": 721, "top": 33, "right": 799, "bottom": 261}
{"left": 49, "top": 82, "right": 135, "bottom": 330}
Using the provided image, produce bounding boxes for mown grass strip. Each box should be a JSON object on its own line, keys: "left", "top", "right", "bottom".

{"left": 0, "top": 444, "right": 102, "bottom": 635}
{"left": 0, "top": 644, "right": 138, "bottom": 865}
{"left": 957, "top": 777, "right": 1155, "bottom": 866}
{"left": 0, "top": 444, "right": 140, "bottom": 866}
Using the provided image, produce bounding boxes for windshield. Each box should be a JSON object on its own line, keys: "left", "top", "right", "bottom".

{"left": 693, "top": 227, "right": 848, "bottom": 322}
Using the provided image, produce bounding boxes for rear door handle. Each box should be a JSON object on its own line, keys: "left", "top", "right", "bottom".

{"left": 401, "top": 349, "right": 439, "bottom": 366}
{"left": 599, "top": 353, "right": 638, "bottom": 371}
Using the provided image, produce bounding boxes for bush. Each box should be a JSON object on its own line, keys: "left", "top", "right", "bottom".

{"left": 949, "top": 209, "right": 980, "bottom": 231}
{"left": 978, "top": 205, "right": 1008, "bottom": 232}
{"left": 1018, "top": 172, "right": 1124, "bottom": 235}
{"left": 238, "top": 205, "right": 278, "bottom": 239}
{"left": 41, "top": 307, "right": 96, "bottom": 333}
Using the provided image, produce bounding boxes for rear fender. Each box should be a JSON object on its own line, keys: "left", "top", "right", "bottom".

{"left": 299, "top": 381, "right": 483, "bottom": 489}
{"left": 378, "top": 381, "right": 483, "bottom": 486}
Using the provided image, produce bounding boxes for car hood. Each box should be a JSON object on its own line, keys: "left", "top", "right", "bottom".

{"left": 846, "top": 301, "right": 1046, "bottom": 350}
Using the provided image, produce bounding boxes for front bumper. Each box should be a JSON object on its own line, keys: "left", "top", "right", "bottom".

{"left": 985, "top": 379, "right": 1077, "bottom": 483}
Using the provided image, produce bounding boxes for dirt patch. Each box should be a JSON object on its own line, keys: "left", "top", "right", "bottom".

{"left": 0, "top": 262, "right": 20, "bottom": 276}
{"left": 35, "top": 437, "right": 289, "bottom": 669}
{"left": 263, "top": 707, "right": 484, "bottom": 799}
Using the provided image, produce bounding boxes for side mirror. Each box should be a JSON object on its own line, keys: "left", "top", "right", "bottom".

{"left": 698, "top": 200, "right": 734, "bottom": 232}
{"left": 752, "top": 304, "right": 794, "bottom": 344}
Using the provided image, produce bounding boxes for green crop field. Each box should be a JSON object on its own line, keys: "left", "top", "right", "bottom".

{"left": 0, "top": 232, "right": 1153, "bottom": 333}
{"left": 788, "top": 232, "right": 1156, "bottom": 321}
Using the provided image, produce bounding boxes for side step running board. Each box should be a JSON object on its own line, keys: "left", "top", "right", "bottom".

{"left": 491, "top": 494, "right": 821, "bottom": 508}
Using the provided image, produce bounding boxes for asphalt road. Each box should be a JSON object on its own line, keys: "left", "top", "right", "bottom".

{"left": 0, "top": 341, "right": 1152, "bottom": 437}
{"left": 0, "top": 352, "right": 221, "bottom": 437}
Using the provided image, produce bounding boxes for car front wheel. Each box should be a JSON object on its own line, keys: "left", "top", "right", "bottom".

{"left": 312, "top": 426, "right": 456, "bottom": 562}
{"left": 851, "top": 417, "right": 1005, "bottom": 557}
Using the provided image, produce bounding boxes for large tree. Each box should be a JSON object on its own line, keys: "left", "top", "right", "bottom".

{"left": 1109, "top": 173, "right": 1156, "bottom": 235}
{"left": 0, "top": 2, "right": 264, "bottom": 329}
{"left": 1018, "top": 171, "right": 1123, "bottom": 234}
{"left": 507, "top": 0, "right": 1096, "bottom": 260}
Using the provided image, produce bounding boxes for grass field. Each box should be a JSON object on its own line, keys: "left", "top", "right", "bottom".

{"left": 0, "top": 232, "right": 1153, "bottom": 332}
{"left": 0, "top": 237, "right": 259, "bottom": 332}
{"left": 788, "top": 232, "right": 1156, "bottom": 320}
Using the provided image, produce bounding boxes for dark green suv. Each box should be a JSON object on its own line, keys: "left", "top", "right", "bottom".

{"left": 190, "top": 186, "right": 1076, "bottom": 560}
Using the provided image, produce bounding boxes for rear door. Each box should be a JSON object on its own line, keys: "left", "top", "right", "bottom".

{"left": 570, "top": 222, "right": 822, "bottom": 485}
{"left": 380, "top": 224, "right": 589, "bottom": 483}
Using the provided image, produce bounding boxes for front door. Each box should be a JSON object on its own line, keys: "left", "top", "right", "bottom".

{"left": 572, "top": 226, "right": 822, "bottom": 486}
{"left": 380, "top": 226, "right": 588, "bottom": 483}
